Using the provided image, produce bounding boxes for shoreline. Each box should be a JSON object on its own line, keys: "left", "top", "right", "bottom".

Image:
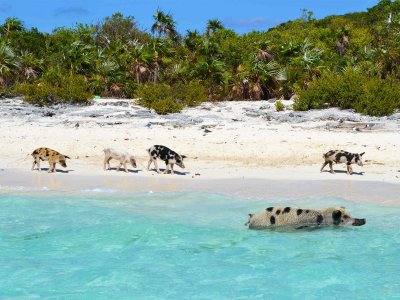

{"left": 1, "top": 169, "right": 399, "bottom": 206}
{"left": 1, "top": 97, "right": 399, "bottom": 206}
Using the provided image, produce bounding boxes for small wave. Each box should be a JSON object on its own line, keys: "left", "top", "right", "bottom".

{"left": 0, "top": 185, "right": 50, "bottom": 191}
{"left": 82, "top": 188, "right": 121, "bottom": 193}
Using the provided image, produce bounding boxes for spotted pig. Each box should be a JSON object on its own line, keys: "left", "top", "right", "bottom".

{"left": 247, "top": 206, "right": 366, "bottom": 229}
{"left": 31, "top": 147, "right": 71, "bottom": 173}
{"left": 321, "top": 150, "right": 365, "bottom": 175}
{"left": 147, "top": 145, "right": 186, "bottom": 175}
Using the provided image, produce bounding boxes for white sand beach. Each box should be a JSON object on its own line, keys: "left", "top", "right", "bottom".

{"left": 0, "top": 97, "right": 399, "bottom": 203}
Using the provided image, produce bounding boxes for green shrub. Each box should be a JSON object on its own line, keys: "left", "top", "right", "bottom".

{"left": 14, "top": 74, "right": 93, "bottom": 106}
{"left": 354, "top": 77, "right": 400, "bottom": 116}
{"left": 57, "top": 75, "right": 92, "bottom": 103}
{"left": 294, "top": 69, "right": 364, "bottom": 111}
{"left": 275, "top": 100, "right": 285, "bottom": 111}
{"left": 0, "top": 86, "right": 14, "bottom": 98}
{"left": 173, "top": 81, "right": 208, "bottom": 107}
{"left": 136, "top": 84, "right": 184, "bottom": 114}
{"left": 294, "top": 73, "right": 338, "bottom": 110}
{"left": 294, "top": 69, "right": 400, "bottom": 116}
{"left": 13, "top": 82, "right": 56, "bottom": 106}
{"left": 335, "top": 69, "right": 365, "bottom": 109}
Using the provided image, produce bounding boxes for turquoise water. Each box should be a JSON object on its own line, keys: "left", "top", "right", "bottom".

{"left": 0, "top": 191, "right": 399, "bottom": 299}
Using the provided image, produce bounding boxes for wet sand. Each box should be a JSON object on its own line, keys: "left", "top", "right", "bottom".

{"left": 1, "top": 169, "right": 399, "bottom": 206}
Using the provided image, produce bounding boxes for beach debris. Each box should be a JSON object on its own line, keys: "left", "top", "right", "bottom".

{"left": 201, "top": 124, "right": 217, "bottom": 129}
{"left": 259, "top": 104, "right": 273, "bottom": 110}
{"left": 200, "top": 103, "right": 213, "bottom": 110}
{"left": 74, "top": 123, "right": 79, "bottom": 128}
{"left": 43, "top": 111, "right": 55, "bottom": 117}
{"left": 195, "top": 173, "right": 201, "bottom": 176}
{"left": 89, "top": 114, "right": 100, "bottom": 118}
{"left": 204, "top": 129, "right": 212, "bottom": 133}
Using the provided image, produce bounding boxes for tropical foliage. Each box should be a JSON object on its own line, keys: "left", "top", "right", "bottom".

{"left": 0, "top": 1, "right": 400, "bottom": 115}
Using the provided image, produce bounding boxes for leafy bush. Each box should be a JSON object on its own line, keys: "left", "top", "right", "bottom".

{"left": 173, "top": 81, "right": 208, "bottom": 106}
{"left": 354, "top": 77, "right": 400, "bottom": 116}
{"left": 275, "top": 100, "right": 285, "bottom": 111}
{"left": 57, "top": 75, "right": 92, "bottom": 103}
{"left": 294, "top": 70, "right": 400, "bottom": 116}
{"left": 136, "top": 83, "right": 184, "bottom": 114}
{"left": 294, "top": 69, "right": 364, "bottom": 111}
{"left": 13, "top": 82, "right": 56, "bottom": 106}
{"left": 14, "top": 74, "right": 93, "bottom": 106}
{"left": 0, "top": 86, "right": 14, "bottom": 98}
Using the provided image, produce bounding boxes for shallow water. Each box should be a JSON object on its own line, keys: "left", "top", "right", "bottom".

{"left": 0, "top": 191, "right": 399, "bottom": 299}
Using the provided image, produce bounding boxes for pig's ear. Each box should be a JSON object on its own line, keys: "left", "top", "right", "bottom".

{"left": 248, "top": 213, "right": 254, "bottom": 218}
{"left": 360, "top": 152, "right": 365, "bottom": 156}
{"left": 65, "top": 156, "right": 71, "bottom": 159}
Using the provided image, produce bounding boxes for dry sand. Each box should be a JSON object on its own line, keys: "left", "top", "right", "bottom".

{"left": 0, "top": 97, "right": 399, "bottom": 204}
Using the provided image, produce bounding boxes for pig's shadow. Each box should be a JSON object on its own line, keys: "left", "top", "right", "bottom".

{"left": 321, "top": 170, "right": 365, "bottom": 176}
{"left": 149, "top": 168, "right": 190, "bottom": 176}
{"left": 106, "top": 168, "right": 141, "bottom": 173}
{"left": 34, "top": 168, "right": 74, "bottom": 173}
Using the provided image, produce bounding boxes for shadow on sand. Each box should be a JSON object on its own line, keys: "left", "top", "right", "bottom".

{"left": 34, "top": 168, "right": 74, "bottom": 174}
{"left": 321, "top": 170, "right": 365, "bottom": 176}
{"left": 149, "top": 168, "right": 190, "bottom": 176}
{"left": 105, "top": 168, "right": 142, "bottom": 174}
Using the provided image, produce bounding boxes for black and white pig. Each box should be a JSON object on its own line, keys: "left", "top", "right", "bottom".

{"left": 247, "top": 206, "right": 366, "bottom": 229}
{"left": 147, "top": 145, "right": 186, "bottom": 175}
{"left": 321, "top": 150, "right": 365, "bottom": 175}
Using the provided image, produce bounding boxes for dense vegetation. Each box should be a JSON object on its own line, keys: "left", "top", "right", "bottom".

{"left": 1, "top": 0, "right": 400, "bottom": 115}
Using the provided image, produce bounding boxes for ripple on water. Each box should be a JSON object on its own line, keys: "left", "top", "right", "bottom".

{"left": 0, "top": 192, "right": 399, "bottom": 299}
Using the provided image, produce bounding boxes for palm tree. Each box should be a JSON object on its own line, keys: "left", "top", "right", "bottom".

{"left": 249, "top": 55, "right": 280, "bottom": 99}
{"left": 129, "top": 42, "right": 152, "bottom": 84}
{"left": 184, "top": 30, "right": 202, "bottom": 51}
{"left": 255, "top": 41, "right": 274, "bottom": 61}
{"left": 89, "top": 49, "right": 118, "bottom": 95}
{"left": 198, "top": 39, "right": 220, "bottom": 58}
{"left": 148, "top": 38, "right": 173, "bottom": 83}
{"left": 62, "top": 41, "right": 96, "bottom": 76}
{"left": 336, "top": 26, "right": 350, "bottom": 55}
{"left": 18, "top": 51, "right": 43, "bottom": 80}
{"left": 0, "top": 17, "right": 24, "bottom": 36}
{"left": 206, "top": 19, "right": 224, "bottom": 36}
{"left": 0, "top": 41, "right": 20, "bottom": 85}
{"left": 191, "top": 58, "right": 229, "bottom": 98}
{"left": 281, "top": 39, "right": 323, "bottom": 80}
{"left": 151, "top": 9, "right": 177, "bottom": 39}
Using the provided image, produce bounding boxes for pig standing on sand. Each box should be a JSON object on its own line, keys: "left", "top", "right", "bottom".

{"left": 147, "top": 145, "right": 186, "bottom": 175}
{"left": 103, "top": 148, "right": 137, "bottom": 173}
{"left": 31, "top": 147, "right": 70, "bottom": 173}
{"left": 320, "top": 150, "right": 365, "bottom": 175}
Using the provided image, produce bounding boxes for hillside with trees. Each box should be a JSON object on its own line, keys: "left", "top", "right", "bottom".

{"left": 1, "top": 0, "right": 400, "bottom": 116}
